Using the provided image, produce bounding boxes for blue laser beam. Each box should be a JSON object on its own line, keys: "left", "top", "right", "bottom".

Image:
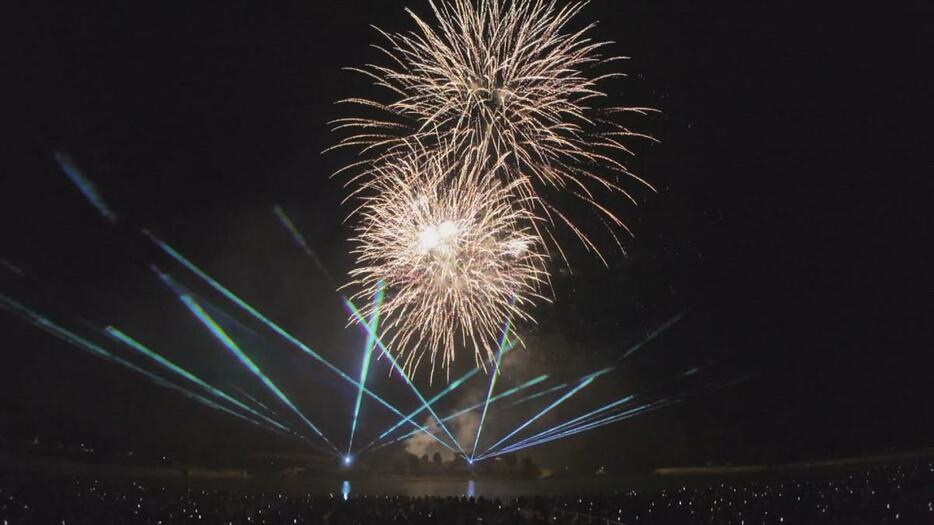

{"left": 104, "top": 327, "right": 294, "bottom": 435}
{"left": 0, "top": 258, "right": 23, "bottom": 277}
{"left": 144, "top": 234, "right": 454, "bottom": 453}
{"left": 480, "top": 367, "right": 614, "bottom": 457}
{"left": 361, "top": 360, "right": 485, "bottom": 454}
{"left": 502, "top": 394, "right": 636, "bottom": 452}
{"left": 373, "top": 373, "right": 549, "bottom": 452}
{"left": 273, "top": 207, "right": 469, "bottom": 454}
{"left": 272, "top": 205, "right": 338, "bottom": 289}
{"left": 54, "top": 151, "right": 117, "bottom": 223}
{"left": 0, "top": 294, "right": 288, "bottom": 437}
{"left": 505, "top": 382, "right": 569, "bottom": 407}
{"left": 176, "top": 291, "right": 339, "bottom": 455}
{"left": 343, "top": 298, "right": 466, "bottom": 455}
{"left": 619, "top": 313, "right": 685, "bottom": 361}
{"left": 366, "top": 337, "right": 517, "bottom": 453}
{"left": 471, "top": 307, "right": 514, "bottom": 459}
{"left": 486, "top": 399, "right": 678, "bottom": 459}
{"left": 231, "top": 384, "right": 276, "bottom": 414}
{"left": 347, "top": 281, "right": 384, "bottom": 457}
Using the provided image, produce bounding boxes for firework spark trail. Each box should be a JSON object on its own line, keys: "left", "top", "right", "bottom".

{"left": 332, "top": 0, "right": 660, "bottom": 377}
{"left": 372, "top": 373, "right": 548, "bottom": 452}
{"left": 144, "top": 232, "right": 457, "bottom": 453}
{"left": 346, "top": 281, "right": 385, "bottom": 458}
{"left": 479, "top": 366, "right": 613, "bottom": 457}
{"left": 54, "top": 151, "right": 118, "bottom": 223}
{"left": 347, "top": 150, "right": 548, "bottom": 379}
{"left": 470, "top": 307, "right": 514, "bottom": 460}
{"left": 344, "top": 297, "right": 467, "bottom": 455}
{"left": 333, "top": 0, "right": 657, "bottom": 264}
{"left": 105, "top": 327, "right": 295, "bottom": 436}
{"left": 0, "top": 294, "right": 294, "bottom": 439}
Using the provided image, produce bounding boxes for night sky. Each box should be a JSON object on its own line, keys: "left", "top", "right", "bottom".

{"left": 3, "top": 1, "right": 932, "bottom": 471}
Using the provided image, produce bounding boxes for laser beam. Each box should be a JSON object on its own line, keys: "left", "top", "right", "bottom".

{"left": 374, "top": 373, "right": 549, "bottom": 451}
{"left": 619, "top": 313, "right": 685, "bottom": 361}
{"left": 501, "top": 394, "right": 636, "bottom": 452}
{"left": 487, "top": 399, "right": 678, "bottom": 459}
{"left": 361, "top": 358, "right": 487, "bottom": 454}
{"left": 176, "top": 290, "right": 339, "bottom": 455}
{"left": 347, "top": 281, "right": 384, "bottom": 457}
{"left": 0, "top": 258, "right": 23, "bottom": 277}
{"left": 271, "top": 208, "right": 466, "bottom": 454}
{"left": 366, "top": 336, "right": 517, "bottom": 454}
{"left": 471, "top": 308, "right": 514, "bottom": 460}
{"left": 54, "top": 151, "right": 117, "bottom": 223}
{"left": 480, "top": 367, "right": 614, "bottom": 457}
{"left": 0, "top": 294, "right": 288, "bottom": 437}
{"left": 505, "top": 382, "right": 569, "bottom": 407}
{"left": 104, "top": 327, "right": 294, "bottom": 435}
{"left": 144, "top": 232, "right": 454, "bottom": 451}
{"left": 344, "top": 297, "right": 466, "bottom": 455}
{"left": 231, "top": 385, "right": 276, "bottom": 414}
{"left": 273, "top": 205, "right": 339, "bottom": 289}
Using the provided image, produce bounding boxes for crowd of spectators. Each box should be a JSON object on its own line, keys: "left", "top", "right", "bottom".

{"left": 1, "top": 461, "right": 931, "bottom": 523}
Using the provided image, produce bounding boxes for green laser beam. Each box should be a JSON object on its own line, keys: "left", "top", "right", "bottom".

{"left": 484, "top": 399, "right": 677, "bottom": 460}
{"left": 105, "top": 327, "right": 294, "bottom": 435}
{"left": 372, "top": 373, "right": 548, "bottom": 452}
{"left": 347, "top": 281, "right": 384, "bottom": 457}
{"left": 502, "top": 395, "right": 636, "bottom": 452}
{"left": 178, "top": 292, "right": 339, "bottom": 455}
{"left": 145, "top": 232, "right": 454, "bottom": 453}
{"left": 480, "top": 367, "right": 613, "bottom": 457}
{"left": 471, "top": 307, "right": 514, "bottom": 459}
{"left": 0, "top": 294, "right": 293, "bottom": 440}
{"left": 344, "top": 297, "right": 465, "bottom": 455}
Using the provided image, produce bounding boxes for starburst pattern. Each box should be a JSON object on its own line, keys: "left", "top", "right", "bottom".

{"left": 346, "top": 149, "right": 548, "bottom": 379}
{"left": 332, "top": 0, "right": 656, "bottom": 263}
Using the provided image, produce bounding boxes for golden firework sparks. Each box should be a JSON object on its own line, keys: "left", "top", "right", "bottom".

{"left": 331, "top": 0, "right": 656, "bottom": 264}
{"left": 346, "top": 148, "right": 549, "bottom": 380}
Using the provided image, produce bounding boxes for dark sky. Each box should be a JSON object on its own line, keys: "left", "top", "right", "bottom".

{"left": 3, "top": 1, "right": 932, "bottom": 471}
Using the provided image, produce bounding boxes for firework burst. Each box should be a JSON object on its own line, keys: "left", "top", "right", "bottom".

{"left": 331, "top": 0, "right": 656, "bottom": 263}
{"left": 346, "top": 149, "right": 549, "bottom": 380}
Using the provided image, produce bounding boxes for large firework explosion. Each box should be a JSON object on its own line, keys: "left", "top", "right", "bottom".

{"left": 332, "top": 0, "right": 656, "bottom": 264}
{"left": 333, "top": 0, "right": 657, "bottom": 379}
{"left": 346, "top": 149, "right": 549, "bottom": 380}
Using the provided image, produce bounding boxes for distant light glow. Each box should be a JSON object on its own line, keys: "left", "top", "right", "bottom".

{"left": 54, "top": 151, "right": 117, "bottom": 223}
